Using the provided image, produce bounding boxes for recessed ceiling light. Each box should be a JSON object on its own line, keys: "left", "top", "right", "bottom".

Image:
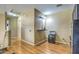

{"left": 43, "top": 11, "right": 52, "bottom": 15}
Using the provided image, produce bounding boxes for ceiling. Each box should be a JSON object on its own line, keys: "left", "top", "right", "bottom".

{"left": 0, "top": 4, "right": 74, "bottom": 15}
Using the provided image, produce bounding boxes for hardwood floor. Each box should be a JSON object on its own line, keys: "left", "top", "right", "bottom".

{"left": 6, "top": 39, "right": 71, "bottom": 54}
{"left": 5, "top": 40, "right": 70, "bottom": 54}
{"left": 5, "top": 39, "right": 21, "bottom": 54}
{"left": 21, "top": 41, "right": 71, "bottom": 54}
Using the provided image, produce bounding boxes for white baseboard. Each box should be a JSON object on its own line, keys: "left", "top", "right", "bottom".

{"left": 11, "top": 37, "right": 17, "bottom": 39}
{"left": 35, "top": 40, "right": 47, "bottom": 46}
{"left": 56, "top": 41, "right": 69, "bottom": 45}
{"left": 22, "top": 39, "right": 47, "bottom": 46}
{"left": 22, "top": 40, "right": 35, "bottom": 46}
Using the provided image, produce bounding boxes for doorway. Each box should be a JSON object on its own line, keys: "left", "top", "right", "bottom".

{"left": 5, "top": 12, "right": 21, "bottom": 53}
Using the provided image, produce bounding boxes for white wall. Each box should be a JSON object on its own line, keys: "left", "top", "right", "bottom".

{"left": 0, "top": 11, "right": 9, "bottom": 49}
{"left": 45, "top": 8, "right": 73, "bottom": 44}
{"left": 0, "top": 11, "right": 5, "bottom": 49}
{"left": 21, "top": 8, "right": 35, "bottom": 44}
{"left": 17, "top": 16, "right": 21, "bottom": 40}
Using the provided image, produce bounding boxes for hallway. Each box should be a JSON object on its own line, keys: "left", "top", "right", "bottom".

{"left": 0, "top": 4, "right": 73, "bottom": 54}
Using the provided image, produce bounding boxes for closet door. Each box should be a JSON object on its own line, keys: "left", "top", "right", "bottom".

{"left": 73, "top": 4, "right": 79, "bottom": 54}
{"left": 73, "top": 20, "right": 79, "bottom": 53}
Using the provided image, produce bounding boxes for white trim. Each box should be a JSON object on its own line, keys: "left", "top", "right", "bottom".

{"left": 35, "top": 40, "right": 47, "bottom": 46}
{"left": 22, "top": 40, "right": 35, "bottom": 46}
{"left": 11, "top": 37, "right": 17, "bottom": 39}
{"left": 22, "top": 39, "right": 47, "bottom": 46}
{"left": 56, "top": 41, "right": 70, "bottom": 46}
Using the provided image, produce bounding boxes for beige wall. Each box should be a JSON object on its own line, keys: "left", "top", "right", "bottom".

{"left": 0, "top": 11, "right": 5, "bottom": 48}
{"left": 0, "top": 11, "right": 9, "bottom": 49}
{"left": 46, "top": 9, "right": 73, "bottom": 44}
{"left": 21, "top": 8, "right": 46, "bottom": 45}
{"left": 21, "top": 8, "right": 73, "bottom": 45}
{"left": 21, "top": 8, "right": 35, "bottom": 44}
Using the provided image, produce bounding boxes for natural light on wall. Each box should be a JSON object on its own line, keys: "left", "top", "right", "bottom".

{"left": 46, "top": 17, "right": 53, "bottom": 24}
{"left": 18, "top": 16, "right": 21, "bottom": 39}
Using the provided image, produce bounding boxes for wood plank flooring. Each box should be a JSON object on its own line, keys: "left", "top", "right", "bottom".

{"left": 6, "top": 39, "right": 71, "bottom": 54}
